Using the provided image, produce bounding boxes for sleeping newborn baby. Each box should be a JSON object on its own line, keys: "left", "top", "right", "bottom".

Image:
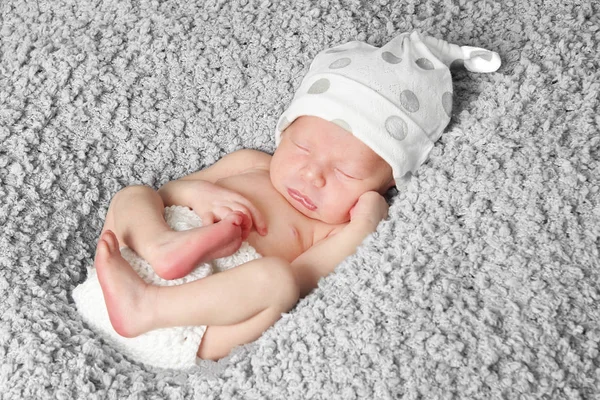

{"left": 74, "top": 31, "right": 500, "bottom": 368}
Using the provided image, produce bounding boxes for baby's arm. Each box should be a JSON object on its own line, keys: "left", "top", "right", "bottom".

{"left": 290, "top": 192, "right": 389, "bottom": 297}
{"left": 158, "top": 149, "right": 271, "bottom": 235}
{"left": 162, "top": 149, "right": 271, "bottom": 185}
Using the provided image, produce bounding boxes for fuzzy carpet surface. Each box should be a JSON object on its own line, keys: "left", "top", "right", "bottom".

{"left": 1, "top": 0, "right": 599, "bottom": 398}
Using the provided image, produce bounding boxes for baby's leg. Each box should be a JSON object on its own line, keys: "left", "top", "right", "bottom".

{"left": 95, "top": 230, "right": 299, "bottom": 358}
{"left": 102, "top": 185, "right": 245, "bottom": 280}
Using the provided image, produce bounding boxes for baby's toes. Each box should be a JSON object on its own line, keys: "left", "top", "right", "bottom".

{"left": 224, "top": 211, "right": 245, "bottom": 227}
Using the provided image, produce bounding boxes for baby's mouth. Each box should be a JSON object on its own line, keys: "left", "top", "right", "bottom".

{"left": 288, "top": 188, "right": 317, "bottom": 211}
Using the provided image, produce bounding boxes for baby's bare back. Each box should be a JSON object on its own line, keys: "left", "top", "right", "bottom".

{"left": 215, "top": 170, "right": 333, "bottom": 262}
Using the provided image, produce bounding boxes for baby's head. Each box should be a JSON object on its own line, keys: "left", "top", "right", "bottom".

{"left": 271, "top": 116, "right": 394, "bottom": 224}
{"left": 272, "top": 31, "right": 500, "bottom": 223}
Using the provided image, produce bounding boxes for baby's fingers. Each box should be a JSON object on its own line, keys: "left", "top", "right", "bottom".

{"left": 239, "top": 202, "right": 268, "bottom": 236}
{"left": 223, "top": 205, "right": 254, "bottom": 240}
{"left": 237, "top": 211, "right": 252, "bottom": 241}
{"left": 218, "top": 210, "right": 250, "bottom": 240}
{"left": 223, "top": 197, "right": 268, "bottom": 236}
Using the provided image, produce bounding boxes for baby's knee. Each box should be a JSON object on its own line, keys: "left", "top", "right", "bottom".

{"left": 113, "top": 185, "right": 153, "bottom": 201}
{"left": 109, "top": 185, "right": 153, "bottom": 209}
{"left": 255, "top": 257, "right": 300, "bottom": 310}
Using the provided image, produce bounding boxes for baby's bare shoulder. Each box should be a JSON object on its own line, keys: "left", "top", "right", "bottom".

{"left": 219, "top": 149, "right": 271, "bottom": 171}
{"left": 180, "top": 149, "right": 271, "bottom": 182}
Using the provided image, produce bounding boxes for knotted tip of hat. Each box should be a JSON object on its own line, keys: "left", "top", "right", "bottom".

{"left": 420, "top": 32, "right": 501, "bottom": 73}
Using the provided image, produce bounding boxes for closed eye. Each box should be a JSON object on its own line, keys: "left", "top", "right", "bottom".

{"left": 335, "top": 168, "right": 359, "bottom": 180}
{"left": 294, "top": 142, "right": 310, "bottom": 153}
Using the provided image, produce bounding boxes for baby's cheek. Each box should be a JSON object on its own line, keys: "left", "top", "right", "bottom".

{"left": 329, "top": 201, "right": 354, "bottom": 224}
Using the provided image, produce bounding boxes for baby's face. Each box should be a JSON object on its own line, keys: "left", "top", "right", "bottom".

{"left": 270, "top": 116, "right": 394, "bottom": 224}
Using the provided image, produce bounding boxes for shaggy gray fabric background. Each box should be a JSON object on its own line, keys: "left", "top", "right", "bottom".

{"left": 1, "top": 0, "right": 599, "bottom": 398}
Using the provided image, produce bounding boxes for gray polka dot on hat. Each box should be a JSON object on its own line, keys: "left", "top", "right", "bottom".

{"left": 326, "top": 48, "right": 346, "bottom": 54}
{"left": 385, "top": 116, "right": 408, "bottom": 140}
{"left": 442, "top": 92, "right": 453, "bottom": 118}
{"left": 308, "top": 78, "right": 330, "bottom": 94}
{"left": 331, "top": 119, "right": 352, "bottom": 133}
{"left": 381, "top": 51, "right": 402, "bottom": 64}
{"left": 399, "top": 90, "right": 420, "bottom": 113}
{"left": 329, "top": 58, "right": 351, "bottom": 69}
{"left": 416, "top": 58, "right": 434, "bottom": 70}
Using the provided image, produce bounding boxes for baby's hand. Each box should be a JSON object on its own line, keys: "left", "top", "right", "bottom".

{"left": 349, "top": 191, "right": 389, "bottom": 230}
{"left": 185, "top": 181, "right": 268, "bottom": 238}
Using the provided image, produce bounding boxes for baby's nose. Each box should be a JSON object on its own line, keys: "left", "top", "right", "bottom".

{"left": 301, "top": 164, "right": 325, "bottom": 188}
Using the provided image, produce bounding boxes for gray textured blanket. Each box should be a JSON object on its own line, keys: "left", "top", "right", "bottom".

{"left": 1, "top": 0, "right": 599, "bottom": 398}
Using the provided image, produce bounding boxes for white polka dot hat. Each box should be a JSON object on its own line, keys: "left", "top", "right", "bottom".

{"left": 275, "top": 31, "right": 501, "bottom": 186}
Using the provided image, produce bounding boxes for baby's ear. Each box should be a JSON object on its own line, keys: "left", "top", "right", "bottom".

{"left": 385, "top": 180, "right": 395, "bottom": 193}
{"left": 379, "top": 177, "right": 396, "bottom": 194}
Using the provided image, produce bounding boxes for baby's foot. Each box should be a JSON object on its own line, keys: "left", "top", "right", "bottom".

{"left": 95, "top": 230, "right": 157, "bottom": 338}
{"left": 148, "top": 212, "right": 245, "bottom": 280}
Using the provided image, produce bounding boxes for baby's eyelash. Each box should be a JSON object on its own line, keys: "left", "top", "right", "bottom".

{"left": 335, "top": 168, "right": 358, "bottom": 180}
{"left": 294, "top": 143, "right": 309, "bottom": 152}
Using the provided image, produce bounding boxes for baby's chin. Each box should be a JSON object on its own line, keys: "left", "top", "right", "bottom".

{"left": 274, "top": 183, "right": 351, "bottom": 224}
{"left": 304, "top": 208, "right": 351, "bottom": 225}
